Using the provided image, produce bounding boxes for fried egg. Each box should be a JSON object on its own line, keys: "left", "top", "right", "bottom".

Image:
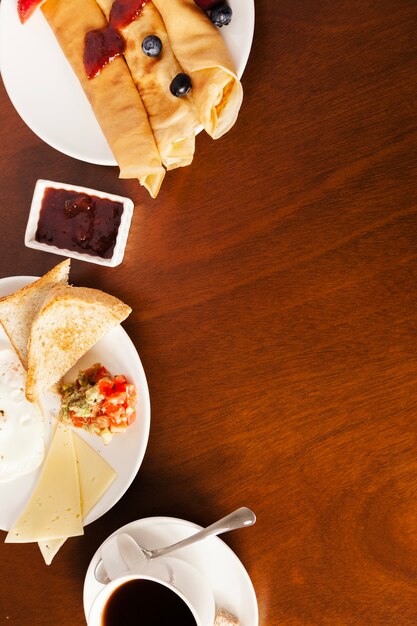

{"left": 0, "top": 348, "right": 44, "bottom": 482}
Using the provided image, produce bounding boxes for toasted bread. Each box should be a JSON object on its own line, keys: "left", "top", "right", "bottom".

{"left": 0, "top": 260, "right": 70, "bottom": 369}
{"left": 25, "top": 285, "right": 131, "bottom": 401}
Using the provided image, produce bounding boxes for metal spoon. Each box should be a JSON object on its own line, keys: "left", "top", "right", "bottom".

{"left": 94, "top": 507, "right": 256, "bottom": 584}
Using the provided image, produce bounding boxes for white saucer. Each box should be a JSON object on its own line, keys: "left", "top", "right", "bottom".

{"left": 83, "top": 516, "right": 258, "bottom": 626}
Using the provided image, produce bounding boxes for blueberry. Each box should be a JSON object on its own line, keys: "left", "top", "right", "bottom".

{"left": 170, "top": 73, "right": 192, "bottom": 97}
{"left": 142, "top": 35, "right": 163, "bottom": 57}
{"left": 210, "top": 1, "right": 232, "bottom": 27}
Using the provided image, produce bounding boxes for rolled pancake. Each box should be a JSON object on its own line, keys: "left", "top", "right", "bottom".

{"left": 96, "top": 0, "right": 199, "bottom": 171}
{"left": 152, "top": 0, "right": 243, "bottom": 140}
{"left": 42, "top": 0, "right": 165, "bottom": 198}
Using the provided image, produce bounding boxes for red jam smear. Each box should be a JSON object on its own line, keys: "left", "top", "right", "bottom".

{"left": 110, "top": 0, "right": 149, "bottom": 30}
{"left": 194, "top": 0, "right": 219, "bottom": 10}
{"left": 35, "top": 188, "right": 124, "bottom": 260}
{"left": 84, "top": 0, "right": 149, "bottom": 79}
{"left": 84, "top": 27, "right": 125, "bottom": 79}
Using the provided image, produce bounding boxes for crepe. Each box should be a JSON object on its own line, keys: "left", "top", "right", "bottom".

{"left": 96, "top": 0, "right": 199, "bottom": 170}
{"left": 41, "top": 0, "right": 165, "bottom": 198}
{"left": 152, "top": 0, "right": 243, "bottom": 140}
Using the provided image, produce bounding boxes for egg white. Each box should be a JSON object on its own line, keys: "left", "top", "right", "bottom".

{"left": 0, "top": 348, "right": 45, "bottom": 482}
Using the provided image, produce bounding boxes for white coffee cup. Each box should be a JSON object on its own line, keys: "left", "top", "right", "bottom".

{"left": 87, "top": 533, "right": 215, "bottom": 626}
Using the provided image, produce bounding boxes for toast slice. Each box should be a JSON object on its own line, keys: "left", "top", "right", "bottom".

{"left": 26, "top": 285, "right": 131, "bottom": 401}
{"left": 0, "top": 260, "right": 70, "bottom": 369}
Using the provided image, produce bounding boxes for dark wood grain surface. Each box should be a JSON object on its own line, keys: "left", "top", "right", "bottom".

{"left": 2, "top": 0, "right": 417, "bottom": 624}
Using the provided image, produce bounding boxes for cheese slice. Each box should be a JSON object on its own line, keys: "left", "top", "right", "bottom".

{"left": 5, "top": 424, "right": 83, "bottom": 543}
{"left": 38, "top": 431, "right": 117, "bottom": 564}
{"left": 73, "top": 432, "right": 117, "bottom": 516}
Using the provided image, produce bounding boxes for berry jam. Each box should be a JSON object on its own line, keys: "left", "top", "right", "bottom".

{"left": 35, "top": 188, "right": 124, "bottom": 259}
{"left": 194, "top": 0, "right": 219, "bottom": 10}
{"left": 84, "top": 0, "right": 149, "bottom": 78}
{"left": 109, "top": 0, "right": 149, "bottom": 30}
{"left": 84, "top": 27, "right": 125, "bottom": 79}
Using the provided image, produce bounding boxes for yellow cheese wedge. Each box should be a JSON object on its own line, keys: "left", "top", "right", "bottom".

{"left": 38, "top": 431, "right": 117, "bottom": 564}
{"left": 5, "top": 424, "right": 83, "bottom": 543}
{"left": 73, "top": 431, "right": 117, "bottom": 515}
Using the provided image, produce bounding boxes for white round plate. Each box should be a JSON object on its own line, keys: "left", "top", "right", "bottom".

{"left": 83, "top": 516, "right": 258, "bottom": 626}
{"left": 0, "top": 275, "right": 150, "bottom": 530}
{"left": 0, "top": 0, "right": 255, "bottom": 166}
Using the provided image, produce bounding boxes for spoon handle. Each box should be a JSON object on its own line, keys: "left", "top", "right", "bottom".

{"left": 148, "top": 507, "right": 256, "bottom": 559}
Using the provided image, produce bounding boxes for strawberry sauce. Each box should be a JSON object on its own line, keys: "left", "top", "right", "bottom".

{"left": 35, "top": 188, "right": 124, "bottom": 259}
{"left": 84, "top": 0, "right": 149, "bottom": 79}
{"left": 84, "top": 27, "right": 125, "bottom": 79}
{"left": 109, "top": 0, "right": 149, "bottom": 30}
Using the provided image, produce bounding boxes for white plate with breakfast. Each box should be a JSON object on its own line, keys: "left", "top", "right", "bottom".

{"left": 0, "top": 0, "right": 255, "bottom": 169}
{"left": 83, "top": 516, "right": 259, "bottom": 626}
{"left": 0, "top": 262, "right": 150, "bottom": 564}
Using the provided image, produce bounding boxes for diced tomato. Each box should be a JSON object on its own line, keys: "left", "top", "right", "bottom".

{"left": 69, "top": 411, "right": 90, "bottom": 429}
{"left": 90, "top": 365, "right": 111, "bottom": 384}
{"left": 98, "top": 378, "right": 115, "bottom": 396}
{"left": 64, "top": 363, "right": 136, "bottom": 439}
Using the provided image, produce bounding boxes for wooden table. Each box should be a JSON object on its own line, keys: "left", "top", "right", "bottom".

{"left": 1, "top": 0, "right": 417, "bottom": 623}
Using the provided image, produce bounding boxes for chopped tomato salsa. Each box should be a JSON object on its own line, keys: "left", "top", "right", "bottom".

{"left": 59, "top": 363, "right": 136, "bottom": 443}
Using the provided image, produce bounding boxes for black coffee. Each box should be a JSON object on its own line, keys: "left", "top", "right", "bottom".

{"left": 102, "top": 579, "right": 198, "bottom": 626}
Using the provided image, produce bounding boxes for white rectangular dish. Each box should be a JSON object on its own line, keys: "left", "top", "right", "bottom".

{"left": 25, "top": 179, "right": 134, "bottom": 267}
